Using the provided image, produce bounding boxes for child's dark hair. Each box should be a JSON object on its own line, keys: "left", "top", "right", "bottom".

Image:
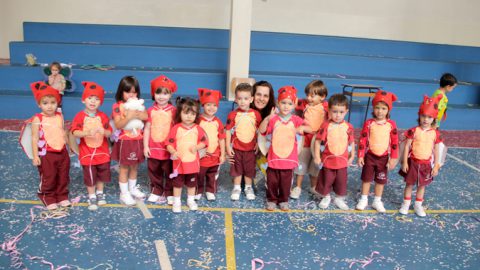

{"left": 372, "top": 101, "right": 391, "bottom": 119}
{"left": 50, "top": 62, "right": 62, "bottom": 70}
{"left": 152, "top": 87, "right": 172, "bottom": 101}
{"left": 417, "top": 117, "right": 437, "bottom": 128}
{"left": 175, "top": 97, "right": 200, "bottom": 124}
{"left": 115, "top": 76, "right": 141, "bottom": 102}
{"left": 252, "top": 80, "right": 275, "bottom": 119}
{"left": 235, "top": 83, "right": 253, "bottom": 96}
{"left": 328, "top": 94, "right": 349, "bottom": 109}
{"left": 440, "top": 73, "right": 457, "bottom": 87}
{"left": 305, "top": 80, "right": 328, "bottom": 97}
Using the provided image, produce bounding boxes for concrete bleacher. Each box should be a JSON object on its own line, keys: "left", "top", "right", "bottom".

{"left": 1, "top": 22, "right": 479, "bottom": 129}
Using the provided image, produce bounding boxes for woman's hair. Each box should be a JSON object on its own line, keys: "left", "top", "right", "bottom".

{"left": 372, "top": 101, "right": 391, "bottom": 119}
{"left": 50, "top": 62, "right": 62, "bottom": 71}
{"left": 251, "top": 80, "right": 275, "bottom": 120}
{"left": 175, "top": 97, "right": 200, "bottom": 124}
{"left": 115, "top": 76, "right": 141, "bottom": 102}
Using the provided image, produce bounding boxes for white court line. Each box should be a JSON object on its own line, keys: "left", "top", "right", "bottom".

{"left": 449, "top": 146, "right": 480, "bottom": 149}
{"left": 155, "top": 240, "right": 173, "bottom": 270}
{"left": 447, "top": 153, "right": 480, "bottom": 173}
{"left": 136, "top": 200, "right": 153, "bottom": 219}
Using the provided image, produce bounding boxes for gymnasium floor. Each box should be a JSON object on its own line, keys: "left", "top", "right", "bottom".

{"left": 0, "top": 128, "right": 479, "bottom": 270}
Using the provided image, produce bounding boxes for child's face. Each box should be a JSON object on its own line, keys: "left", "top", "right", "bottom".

{"left": 419, "top": 114, "right": 434, "bottom": 129}
{"left": 38, "top": 96, "right": 58, "bottom": 116}
{"left": 181, "top": 108, "right": 197, "bottom": 126}
{"left": 253, "top": 86, "right": 270, "bottom": 110}
{"left": 122, "top": 87, "right": 138, "bottom": 101}
{"left": 306, "top": 93, "right": 325, "bottom": 106}
{"left": 203, "top": 102, "right": 218, "bottom": 117}
{"left": 373, "top": 102, "right": 389, "bottom": 121}
{"left": 329, "top": 104, "right": 348, "bottom": 123}
{"left": 277, "top": 98, "right": 295, "bottom": 116}
{"left": 235, "top": 91, "right": 253, "bottom": 111}
{"left": 154, "top": 90, "right": 171, "bottom": 107}
{"left": 446, "top": 84, "right": 457, "bottom": 93}
{"left": 83, "top": 95, "right": 101, "bottom": 112}
{"left": 50, "top": 66, "right": 60, "bottom": 76}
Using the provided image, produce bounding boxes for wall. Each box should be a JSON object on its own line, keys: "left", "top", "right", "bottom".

{"left": 1, "top": 0, "right": 479, "bottom": 58}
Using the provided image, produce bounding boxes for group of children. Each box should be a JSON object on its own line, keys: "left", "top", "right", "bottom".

{"left": 24, "top": 70, "right": 457, "bottom": 216}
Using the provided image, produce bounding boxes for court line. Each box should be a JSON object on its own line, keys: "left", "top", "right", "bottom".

{"left": 136, "top": 199, "right": 154, "bottom": 219}
{"left": 154, "top": 240, "right": 173, "bottom": 270}
{"left": 447, "top": 153, "right": 480, "bottom": 173}
{"left": 224, "top": 210, "right": 236, "bottom": 270}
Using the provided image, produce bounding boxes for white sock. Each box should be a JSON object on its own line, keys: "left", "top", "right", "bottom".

{"left": 187, "top": 195, "right": 195, "bottom": 202}
{"left": 88, "top": 194, "right": 96, "bottom": 199}
{"left": 233, "top": 184, "right": 241, "bottom": 190}
{"left": 128, "top": 179, "right": 137, "bottom": 190}
{"left": 96, "top": 190, "right": 103, "bottom": 195}
{"left": 373, "top": 196, "right": 382, "bottom": 202}
{"left": 245, "top": 184, "right": 252, "bottom": 189}
{"left": 119, "top": 182, "right": 129, "bottom": 194}
{"left": 174, "top": 196, "right": 181, "bottom": 204}
{"left": 361, "top": 194, "right": 368, "bottom": 200}
{"left": 414, "top": 200, "right": 423, "bottom": 206}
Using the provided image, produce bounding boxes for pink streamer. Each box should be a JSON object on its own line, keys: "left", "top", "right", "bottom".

{"left": 348, "top": 251, "right": 382, "bottom": 269}
{"left": 251, "top": 258, "right": 282, "bottom": 270}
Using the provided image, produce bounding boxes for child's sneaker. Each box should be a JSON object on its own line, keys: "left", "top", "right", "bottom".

{"left": 318, "top": 196, "right": 331, "bottom": 209}
{"left": 194, "top": 194, "right": 202, "bottom": 200}
{"left": 279, "top": 202, "right": 289, "bottom": 211}
{"left": 87, "top": 197, "right": 98, "bottom": 211}
{"left": 231, "top": 188, "right": 241, "bottom": 201}
{"left": 333, "top": 197, "right": 349, "bottom": 210}
{"left": 399, "top": 200, "right": 411, "bottom": 215}
{"left": 172, "top": 202, "right": 182, "bottom": 213}
{"left": 46, "top": 203, "right": 58, "bottom": 211}
{"left": 205, "top": 192, "right": 216, "bottom": 201}
{"left": 157, "top": 196, "right": 167, "bottom": 204}
{"left": 371, "top": 200, "right": 386, "bottom": 213}
{"left": 356, "top": 197, "right": 368, "bottom": 211}
{"left": 266, "top": 201, "right": 276, "bottom": 211}
{"left": 147, "top": 193, "right": 160, "bottom": 203}
{"left": 120, "top": 192, "right": 136, "bottom": 206}
{"left": 245, "top": 186, "right": 256, "bottom": 200}
{"left": 130, "top": 186, "right": 146, "bottom": 199}
{"left": 414, "top": 202, "right": 426, "bottom": 217}
{"left": 167, "top": 196, "right": 174, "bottom": 205}
{"left": 96, "top": 193, "right": 107, "bottom": 206}
{"left": 58, "top": 200, "right": 71, "bottom": 208}
{"left": 187, "top": 200, "right": 198, "bottom": 211}
{"left": 290, "top": 186, "right": 302, "bottom": 199}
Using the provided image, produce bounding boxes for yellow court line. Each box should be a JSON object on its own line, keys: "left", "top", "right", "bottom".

{"left": 224, "top": 210, "right": 236, "bottom": 270}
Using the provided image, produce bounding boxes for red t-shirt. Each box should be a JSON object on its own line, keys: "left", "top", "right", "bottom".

{"left": 357, "top": 119, "right": 399, "bottom": 159}
{"left": 146, "top": 103, "right": 176, "bottom": 160}
{"left": 71, "top": 111, "right": 112, "bottom": 166}
{"left": 316, "top": 120, "right": 354, "bottom": 169}
{"left": 225, "top": 108, "right": 261, "bottom": 151}
{"left": 111, "top": 101, "right": 143, "bottom": 140}
{"left": 199, "top": 115, "right": 226, "bottom": 167}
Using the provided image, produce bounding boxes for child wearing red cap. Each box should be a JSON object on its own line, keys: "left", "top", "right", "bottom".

{"left": 356, "top": 90, "right": 399, "bottom": 213}
{"left": 111, "top": 76, "right": 148, "bottom": 206}
{"left": 195, "top": 88, "right": 226, "bottom": 201}
{"left": 166, "top": 98, "right": 208, "bottom": 213}
{"left": 28, "top": 81, "right": 71, "bottom": 210}
{"left": 71, "top": 82, "right": 112, "bottom": 211}
{"left": 399, "top": 95, "right": 444, "bottom": 217}
{"left": 144, "top": 75, "right": 177, "bottom": 205}
{"left": 259, "top": 86, "right": 311, "bottom": 211}
{"left": 314, "top": 94, "right": 355, "bottom": 210}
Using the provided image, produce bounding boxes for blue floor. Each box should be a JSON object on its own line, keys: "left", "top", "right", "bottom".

{"left": 0, "top": 131, "right": 479, "bottom": 269}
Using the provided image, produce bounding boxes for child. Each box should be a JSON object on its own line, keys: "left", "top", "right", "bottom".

{"left": 399, "top": 95, "right": 443, "bottom": 217}
{"left": 144, "top": 75, "right": 177, "bottom": 205}
{"left": 111, "top": 76, "right": 148, "bottom": 206}
{"left": 196, "top": 88, "right": 226, "bottom": 201}
{"left": 29, "top": 81, "right": 71, "bottom": 210}
{"left": 432, "top": 73, "right": 457, "bottom": 128}
{"left": 259, "top": 86, "right": 310, "bottom": 211}
{"left": 71, "top": 82, "right": 112, "bottom": 211}
{"left": 226, "top": 83, "right": 262, "bottom": 201}
{"left": 47, "top": 62, "right": 66, "bottom": 111}
{"left": 314, "top": 94, "right": 355, "bottom": 210}
{"left": 356, "top": 90, "right": 399, "bottom": 213}
{"left": 166, "top": 98, "right": 208, "bottom": 213}
{"left": 291, "top": 80, "right": 329, "bottom": 199}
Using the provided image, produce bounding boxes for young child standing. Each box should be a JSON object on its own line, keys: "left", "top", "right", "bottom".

{"left": 71, "top": 82, "right": 112, "bottom": 211}
{"left": 29, "top": 81, "right": 71, "bottom": 210}
{"left": 291, "top": 80, "right": 329, "bottom": 199}
{"left": 226, "top": 83, "right": 262, "bottom": 201}
{"left": 196, "top": 88, "right": 226, "bottom": 201}
{"left": 356, "top": 90, "right": 399, "bottom": 213}
{"left": 432, "top": 73, "right": 457, "bottom": 128}
{"left": 314, "top": 94, "right": 355, "bottom": 210}
{"left": 166, "top": 98, "right": 208, "bottom": 213}
{"left": 399, "top": 95, "right": 444, "bottom": 217}
{"left": 47, "top": 62, "right": 66, "bottom": 111}
{"left": 259, "top": 86, "right": 310, "bottom": 211}
{"left": 144, "top": 75, "right": 177, "bottom": 205}
{"left": 111, "top": 76, "right": 148, "bottom": 206}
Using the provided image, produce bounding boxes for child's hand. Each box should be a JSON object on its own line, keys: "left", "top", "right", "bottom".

{"left": 348, "top": 155, "right": 355, "bottom": 166}
{"left": 219, "top": 154, "right": 226, "bottom": 164}
{"left": 226, "top": 147, "right": 235, "bottom": 157}
{"left": 32, "top": 156, "right": 41, "bottom": 166}
{"left": 296, "top": 126, "right": 304, "bottom": 134}
{"left": 314, "top": 156, "right": 322, "bottom": 166}
{"left": 144, "top": 146, "right": 150, "bottom": 158}
{"left": 432, "top": 163, "right": 441, "bottom": 177}
{"left": 401, "top": 161, "right": 409, "bottom": 173}
{"left": 170, "top": 151, "right": 178, "bottom": 160}
{"left": 125, "top": 109, "right": 137, "bottom": 120}
{"left": 388, "top": 158, "right": 398, "bottom": 170}
{"left": 358, "top": 157, "right": 365, "bottom": 167}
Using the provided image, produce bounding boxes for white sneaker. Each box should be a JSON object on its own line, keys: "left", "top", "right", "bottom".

{"left": 414, "top": 202, "right": 426, "bottom": 217}
{"left": 356, "top": 197, "right": 368, "bottom": 211}
{"left": 194, "top": 194, "right": 202, "bottom": 200}
{"left": 187, "top": 200, "right": 198, "bottom": 211}
{"left": 245, "top": 187, "right": 256, "bottom": 200}
{"left": 147, "top": 194, "right": 160, "bottom": 203}
{"left": 87, "top": 197, "right": 98, "bottom": 211}
{"left": 205, "top": 192, "right": 216, "bottom": 201}
{"left": 318, "top": 196, "right": 331, "bottom": 209}
{"left": 167, "top": 196, "right": 174, "bottom": 205}
{"left": 399, "top": 200, "right": 411, "bottom": 215}
{"left": 290, "top": 186, "right": 302, "bottom": 199}
{"left": 371, "top": 200, "right": 386, "bottom": 213}
{"left": 231, "top": 188, "right": 241, "bottom": 201}
{"left": 96, "top": 193, "right": 107, "bottom": 206}
{"left": 130, "top": 186, "right": 146, "bottom": 199}
{"left": 333, "top": 197, "right": 349, "bottom": 210}
{"left": 172, "top": 202, "right": 182, "bottom": 213}
{"left": 120, "top": 192, "right": 136, "bottom": 206}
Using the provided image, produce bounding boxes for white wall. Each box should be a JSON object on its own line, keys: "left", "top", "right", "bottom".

{"left": 1, "top": 0, "right": 479, "bottom": 58}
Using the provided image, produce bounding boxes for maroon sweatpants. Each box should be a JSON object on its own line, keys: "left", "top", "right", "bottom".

{"left": 147, "top": 158, "right": 173, "bottom": 197}
{"left": 315, "top": 167, "right": 347, "bottom": 196}
{"left": 197, "top": 165, "right": 220, "bottom": 195}
{"left": 266, "top": 168, "right": 293, "bottom": 204}
{"left": 37, "top": 148, "right": 70, "bottom": 206}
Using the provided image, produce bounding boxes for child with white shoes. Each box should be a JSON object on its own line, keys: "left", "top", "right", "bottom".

{"left": 356, "top": 90, "right": 399, "bottom": 213}
{"left": 399, "top": 95, "right": 444, "bottom": 217}
{"left": 144, "top": 75, "right": 177, "bottom": 205}
{"left": 196, "top": 89, "right": 226, "bottom": 201}
{"left": 314, "top": 94, "right": 355, "bottom": 210}
{"left": 166, "top": 98, "right": 208, "bottom": 213}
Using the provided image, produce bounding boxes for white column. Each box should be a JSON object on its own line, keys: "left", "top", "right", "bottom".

{"left": 227, "top": 0, "right": 253, "bottom": 100}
